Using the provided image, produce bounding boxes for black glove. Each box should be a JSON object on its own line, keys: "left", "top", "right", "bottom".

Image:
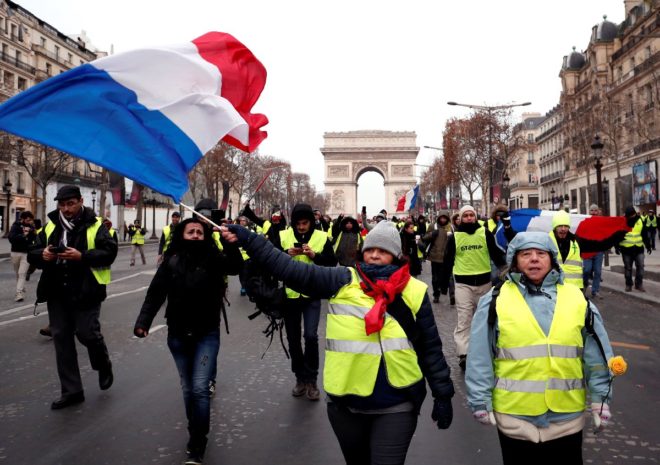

{"left": 431, "top": 397, "right": 453, "bottom": 429}
{"left": 226, "top": 224, "right": 252, "bottom": 244}
{"left": 502, "top": 216, "right": 511, "bottom": 227}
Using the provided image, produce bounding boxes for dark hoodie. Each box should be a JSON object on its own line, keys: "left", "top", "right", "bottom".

{"left": 285, "top": 203, "right": 337, "bottom": 267}
{"left": 331, "top": 216, "right": 362, "bottom": 267}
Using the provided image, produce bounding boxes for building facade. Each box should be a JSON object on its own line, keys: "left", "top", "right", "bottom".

{"left": 508, "top": 112, "right": 545, "bottom": 210}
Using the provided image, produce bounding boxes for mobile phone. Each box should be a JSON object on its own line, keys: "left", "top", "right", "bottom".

{"left": 362, "top": 206, "right": 367, "bottom": 213}
{"left": 51, "top": 244, "right": 66, "bottom": 253}
{"left": 293, "top": 242, "right": 303, "bottom": 248}
{"left": 211, "top": 209, "right": 225, "bottom": 225}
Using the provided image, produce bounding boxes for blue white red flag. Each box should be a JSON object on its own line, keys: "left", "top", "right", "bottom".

{"left": 0, "top": 32, "right": 268, "bottom": 201}
{"left": 396, "top": 185, "right": 419, "bottom": 212}
{"left": 494, "top": 208, "right": 629, "bottom": 256}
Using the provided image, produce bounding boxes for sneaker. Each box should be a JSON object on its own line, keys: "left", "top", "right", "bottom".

{"left": 635, "top": 286, "right": 646, "bottom": 293}
{"left": 209, "top": 380, "right": 216, "bottom": 396}
{"left": 184, "top": 452, "right": 203, "bottom": 465}
{"left": 306, "top": 383, "right": 320, "bottom": 401}
{"left": 291, "top": 381, "right": 306, "bottom": 397}
{"left": 458, "top": 355, "right": 467, "bottom": 372}
{"left": 625, "top": 286, "right": 632, "bottom": 292}
{"left": 449, "top": 296, "right": 456, "bottom": 306}
{"left": 39, "top": 326, "right": 52, "bottom": 337}
{"left": 15, "top": 293, "right": 24, "bottom": 302}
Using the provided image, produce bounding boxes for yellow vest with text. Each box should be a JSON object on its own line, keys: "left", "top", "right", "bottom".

{"left": 549, "top": 232, "right": 583, "bottom": 288}
{"left": 44, "top": 217, "right": 112, "bottom": 285}
{"left": 324, "top": 268, "right": 427, "bottom": 396}
{"left": 131, "top": 226, "right": 145, "bottom": 245}
{"left": 453, "top": 227, "right": 491, "bottom": 275}
{"left": 492, "top": 281, "right": 586, "bottom": 416}
{"left": 619, "top": 218, "right": 644, "bottom": 248}
{"left": 279, "top": 228, "right": 328, "bottom": 298}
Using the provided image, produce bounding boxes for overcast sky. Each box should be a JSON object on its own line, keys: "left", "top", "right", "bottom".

{"left": 18, "top": 0, "right": 625, "bottom": 213}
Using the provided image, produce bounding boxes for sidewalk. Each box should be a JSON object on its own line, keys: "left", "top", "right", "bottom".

{"left": 600, "top": 250, "right": 660, "bottom": 306}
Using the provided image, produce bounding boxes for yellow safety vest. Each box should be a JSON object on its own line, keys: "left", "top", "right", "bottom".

{"left": 279, "top": 228, "right": 327, "bottom": 298}
{"left": 324, "top": 268, "right": 427, "bottom": 396}
{"left": 212, "top": 231, "right": 224, "bottom": 251}
{"left": 645, "top": 215, "right": 657, "bottom": 228}
{"left": 332, "top": 231, "right": 364, "bottom": 253}
{"left": 619, "top": 218, "right": 644, "bottom": 248}
{"left": 487, "top": 218, "right": 498, "bottom": 234}
{"left": 44, "top": 217, "right": 112, "bottom": 285}
{"left": 493, "top": 281, "right": 586, "bottom": 416}
{"left": 131, "top": 226, "right": 145, "bottom": 245}
{"left": 162, "top": 224, "right": 173, "bottom": 252}
{"left": 549, "top": 232, "right": 583, "bottom": 288}
{"left": 453, "top": 228, "right": 491, "bottom": 276}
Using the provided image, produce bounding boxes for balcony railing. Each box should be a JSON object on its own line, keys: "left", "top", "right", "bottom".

{"left": 0, "top": 52, "right": 35, "bottom": 74}
{"left": 633, "top": 137, "right": 660, "bottom": 155}
{"left": 540, "top": 172, "right": 563, "bottom": 184}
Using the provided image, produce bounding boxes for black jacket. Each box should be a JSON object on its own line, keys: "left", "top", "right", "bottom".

{"left": 8, "top": 221, "right": 36, "bottom": 253}
{"left": 28, "top": 207, "right": 118, "bottom": 305}
{"left": 135, "top": 243, "right": 242, "bottom": 337}
{"left": 241, "top": 232, "right": 454, "bottom": 409}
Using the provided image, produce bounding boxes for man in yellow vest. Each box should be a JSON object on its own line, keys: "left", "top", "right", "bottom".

{"left": 466, "top": 232, "right": 614, "bottom": 463}
{"left": 549, "top": 211, "right": 583, "bottom": 288}
{"left": 128, "top": 219, "right": 146, "bottom": 266}
{"left": 646, "top": 210, "right": 657, "bottom": 250}
{"left": 28, "top": 185, "right": 117, "bottom": 410}
{"left": 441, "top": 205, "right": 506, "bottom": 371}
{"left": 158, "top": 211, "right": 181, "bottom": 264}
{"left": 278, "top": 203, "right": 337, "bottom": 400}
{"left": 616, "top": 206, "right": 652, "bottom": 292}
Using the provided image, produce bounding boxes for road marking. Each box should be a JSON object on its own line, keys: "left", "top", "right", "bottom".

{"left": 0, "top": 303, "right": 35, "bottom": 317}
{"left": 110, "top": 270, "right": 156, "bottom": 284}
{"left": 611, "top": 341, "right": 651, "bottom": 351}
{"left": 0, "top": 312, "right": 45, "bottom": 326}
{"left": 106, "top": 286, "right": 149, "bottom": 299}
{"left": 132, "top": 324, "right": 166, "bottom": 338}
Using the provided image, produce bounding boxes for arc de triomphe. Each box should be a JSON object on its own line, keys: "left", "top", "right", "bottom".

{"left": 321, "top": 130, "right": 419, "bottom": 218}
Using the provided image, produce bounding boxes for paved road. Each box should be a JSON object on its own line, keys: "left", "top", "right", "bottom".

{"left": 0, "top": 247, "right": 658, "bottom": 464}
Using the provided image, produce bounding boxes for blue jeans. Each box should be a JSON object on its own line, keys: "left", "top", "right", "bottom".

{"left": 582, "top": 252, "right": 603, "bottom": 294}
{"left": 168, "top": 329, "right": 220, "bottom": 454}
{"left": 621, "top": 252, "right": 644, "bottom": 288}
{"left": 283, "top": 298, "right": 321, "bottom": 383}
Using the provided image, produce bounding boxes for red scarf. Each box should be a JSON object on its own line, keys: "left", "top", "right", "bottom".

{"left": 357, "top": 263, "right": 411, "bottom": 335}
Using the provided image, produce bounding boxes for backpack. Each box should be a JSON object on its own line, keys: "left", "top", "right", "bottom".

{"left": 244, "top": 260, "right": 290, "bottom": 359}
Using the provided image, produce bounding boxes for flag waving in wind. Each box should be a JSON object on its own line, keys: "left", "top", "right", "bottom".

{"left": 0, "top": 32, "right": 268, "bottom": 201}
{"left": 396, "top": 185, "right": 420, "bottom": 212}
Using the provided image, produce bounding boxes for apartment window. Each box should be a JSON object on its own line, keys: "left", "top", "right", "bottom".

{"left": 40, "top": 36, "right": 46, "bottom": 47}
{"left": 67, "top": 53, "right": 73, "bottom": 63}
{"left": 54, "top": 45, "right": 59, "bottom": 60}
{"left": 16, "top": 172, "right": 24, "bottom": 194}
{"left": 627, "top": 93, "right": 634, "bottom": 115}
{"left": 0, "top": 18, "right": 4, "bottom": 32}
{"left": 17, "top": 77, "right": 26, "bottom": 91}
{"left": 3, "top": 169, "right": 8, "bottom": 184}
{"left": 10, "top": 23, "right": 16, "bottom": 39}
{"left": 4, "top": 71, "right": 14, "bottom": 88}
{"left": 15, "top": 50, "right": 20, "bottom": 63}
{"left": 527, "top": 133, "right": 533, "bottom": 142}
{"left": 630, "top": 57, "right": 635, "bottom": 71}
{"left": 617, "top": 66, "right": 623, "bottom": 79}
{"left": 646, "top": 46, "right": 652, "bottom": 60}
{"left": 645, "top": 84, "right": 654, "bottom": 109}
{"left": 527, "top": 151, "right": 534, "bottom": 162}
{"left": 1, "top": 43, "right": 7, "bottom": 58}
{"left": 45, "top": 62, "right": 51, "bottom": 75}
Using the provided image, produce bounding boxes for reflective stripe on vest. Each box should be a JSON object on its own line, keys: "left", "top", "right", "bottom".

{"left": 620, "top": 218, "right": 644, "bottom": 248}
{"left": 324, "top": 267, "right": 427, "bottom": 396}
{"left": 492, "top": 281, "right": 586, "bottom": 416}
{"left": 453, "top": 227, "right": 491, "bottom": 275}
{"left": 280, "top": 228, "right": 327, "bottom": 298}
{"left": 549, "top": 232, "right": 583, "bottom": 288}
{"left": 648, "top": 216, "right": 657, "bottom": 228}
{"left": 332, "top": 231, "right": 364, "bottom": 253}
{"left": 44, "top": 217, "right": 112, "bottom": 285}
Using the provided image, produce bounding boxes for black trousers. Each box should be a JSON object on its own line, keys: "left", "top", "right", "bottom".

{"left": 327, "top": 402, "right": 418, "bottom": 465}
{"left": 497, "top": 429, "right": 583, "bottom": 465}
{"left": 47, "top": 298, "right": 111, "bottom": 396}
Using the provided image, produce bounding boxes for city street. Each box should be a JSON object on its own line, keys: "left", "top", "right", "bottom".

{"left": 0, "top": 244, "right": 658, "bottom": 464}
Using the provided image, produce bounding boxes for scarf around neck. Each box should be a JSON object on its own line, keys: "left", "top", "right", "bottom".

{"left": 357, "top": 262, "right": 411, "bottom": 335}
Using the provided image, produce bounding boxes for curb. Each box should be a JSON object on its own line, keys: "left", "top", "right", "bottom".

{"left": 599, "top": 283, "right": 656, "bottom": 306}
{"left": 610, "top": 265, "right": 660, "bottom": 283}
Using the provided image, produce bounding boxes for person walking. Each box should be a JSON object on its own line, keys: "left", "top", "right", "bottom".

{"left": 134, "top": 217, "right": 242, "bottom": 465}
{"left": 442, "top": 205, "right": 506, "bottom": 371}
{"left": 582, "top": 204, "right": 604, "bottom": 298}
{"left": 423, "top": 212, "right": 454, "bottom": 305}
{"left": 278, "top": 203, "right": 337, "bottom": 401}
{"left": 400, "top": 220, "right": 422, "bottom": 277}
{"left": 646, "top": 210, "right": 657, "bottom": 250}
{"left": 222, "top": 220, "right": 454, "bottom": 465}
{"left": 616, "top": 206, "right": 652, "bottom": 292}
{"left": 8, "top": 210, "right": 36, "bottom": 302}
{"left": 28, "top": 185, "right": 117, "bottom": 409}
{"left": 466, "top": 232, "right": 615, "bottom": 465}
{"left": 330, "top": 215, "right": 363, "bottom": 267}
{"left": 158, "top": 211, "right": 181, "bottom": 264}
{"left": 128, "top": 219, "right": 146, "bottom": 266}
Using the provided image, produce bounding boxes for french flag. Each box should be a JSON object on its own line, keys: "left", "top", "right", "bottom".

{"left": 396, "top": 185, "right": 419, "bottom": 212}
{"left": 0, "top": 32, "right": 268, "bottom": 201}
{"left": 495, "top": 208, "right": 629, "bottom": 256}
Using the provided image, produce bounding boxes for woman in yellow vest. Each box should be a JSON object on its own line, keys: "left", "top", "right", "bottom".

{"left": 128, "top": 219, "right": 146, "bottom": 266}
{"left": 222, "top": 220, "right": 454, "bottom": 465}
{"left": 466, "top": 232, "right": 615, "bottom": 464}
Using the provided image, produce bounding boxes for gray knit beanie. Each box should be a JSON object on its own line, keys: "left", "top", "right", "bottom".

{"left": 362, "top": 221, "right": 402, "bottom": 258}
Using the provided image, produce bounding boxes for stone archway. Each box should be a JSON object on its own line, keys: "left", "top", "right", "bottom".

{"left": 321, "top": 130, "right": 419, "bottom": 218}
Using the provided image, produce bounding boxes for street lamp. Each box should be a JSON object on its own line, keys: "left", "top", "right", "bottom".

{"left": 550, "top": 188, "right": 556, "bottom": 211}
{"left": 148, "top": 197, "right": 158, "bottom": 239}
{"left": 591, "top": 134, "right": 604, "bottom": 210}
{"left": 2, "top": 180, "right": 12, "bottom": 238}
{"left": 447, "top": 101, "right": 531, "bottom": 207}
{"left": 91, "top": 189, "right": 97, "bottom": 213}
{"left": 228, "top": 199, "right": 233, "bottom": 220}
{"left": 502, "top": 172, "right": 510, "bottom": 207}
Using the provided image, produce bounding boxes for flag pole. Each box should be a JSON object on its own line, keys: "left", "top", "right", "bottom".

{"left": 179, "top": 202, "right": 224, "bottom": 230}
